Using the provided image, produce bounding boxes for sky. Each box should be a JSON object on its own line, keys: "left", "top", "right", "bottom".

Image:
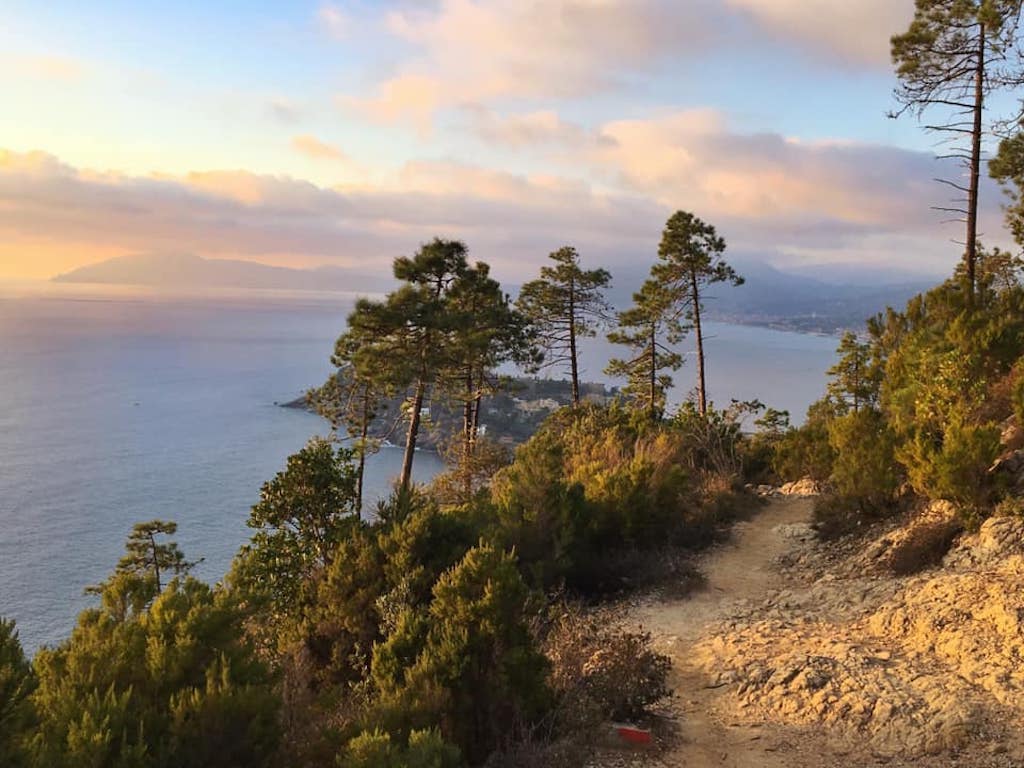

{"left": 0, "top": 0, "right": 1014, "bottom": 285}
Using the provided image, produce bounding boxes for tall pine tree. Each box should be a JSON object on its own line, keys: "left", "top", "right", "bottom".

{"left": 826, "top": 331, "right": 879, "bottom": 414}
{"left": 338, "top": 239, "right": 469, "bottom": 491}
{"left": 891, "top": 0, "right": 1024, "bottom": 298}
{"left": 606, "top": 278, "right": 685, "bottom": 421}
{"left": 516, "top": 246, "right": 612, "bottom": 406}
{"left": 653, "top": 211, "right": 743, "bottom": 417}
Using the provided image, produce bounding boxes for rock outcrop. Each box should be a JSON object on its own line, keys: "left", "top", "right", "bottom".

{"left": 691, "top": 511, "right": 1024, "bottom": 761}
{"left": 777, "top": 478, "right": 822, "bottom": 497}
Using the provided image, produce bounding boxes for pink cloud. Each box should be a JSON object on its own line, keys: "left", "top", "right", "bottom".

{"left": 291, "top": 135, "right": 350, "bottom": 163}
{"left": 0, "top": 139, "right": 998, "bottom": 285}
{"left": 354, "top": 0, "right": 721, "bottom": 125}
{"left": 725, "top": 0, "right": 915, "bottom": 66}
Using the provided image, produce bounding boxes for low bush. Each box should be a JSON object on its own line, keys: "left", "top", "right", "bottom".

{"left": 339, "top": 728, "right": 462, "bottom": 768}
{"left": 900, "top": 420, "right": 1002, "bottom": 515}
{"left": 994, "top": 496, "right": 1024, "bottom": 517}
{"left": 812, "top": 495, "right": 882, "bottom": 541}
{"left": 887, "top": 519, "right": 963, "bottom": 575}
{"left": 542, "top": 605, "right": 671, "bottom": 727}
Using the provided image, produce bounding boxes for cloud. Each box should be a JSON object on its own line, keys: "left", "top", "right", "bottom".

{"left": 0, "top": 138, "right": 1000, "bottom": 286}
{"left": 354, "top": 0, "right": 721, "bottom": 125}
{"left": 460, "top": 105, "right": 593, "bottom": 148}
{"left": 345, "top": 74, "right": 443, "bottom": 132}
{"left": 318, "top": 3, "right": 352, "bottom": 39}
{"left": 725, "top": 0, "right": 915, "bottom": 66}
{"left": 291, "top": 135, "right": 350, "bottom": 162}
{"left": 0, "top": 149, "right": 663, "bottom": 281}
{"left": 583, "top": 109, "right": 989, "bottom": 247}
{"left": 346, "top": 0, "right": 911, "bottom": 130}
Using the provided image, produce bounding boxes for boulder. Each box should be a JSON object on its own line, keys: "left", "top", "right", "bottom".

{"left": 778, "top": 478, "right": 821, "bottom": 497}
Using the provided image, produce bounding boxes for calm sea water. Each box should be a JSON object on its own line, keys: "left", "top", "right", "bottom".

{"left": 0, "top": 283, "right": 836, "bottom": 654}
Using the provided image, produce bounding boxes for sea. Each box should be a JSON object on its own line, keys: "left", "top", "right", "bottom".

{"left": 0, "top": 282, "right": 837, "bottom": 654}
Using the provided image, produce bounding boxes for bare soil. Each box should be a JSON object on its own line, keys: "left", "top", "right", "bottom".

{"left": 594, "top": 497, "right": 1024, "bottom": 768}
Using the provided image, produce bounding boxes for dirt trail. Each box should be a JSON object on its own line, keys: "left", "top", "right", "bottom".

{"left": 633, "top": 496, "right": 818, "bottom": 767}
{"left": 622, "top": 497, "right": 1024, "bottom": 768}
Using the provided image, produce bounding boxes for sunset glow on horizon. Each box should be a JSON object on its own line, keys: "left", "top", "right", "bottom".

{"left": 0, "top": 0, "right": 1001, "bottom": 284}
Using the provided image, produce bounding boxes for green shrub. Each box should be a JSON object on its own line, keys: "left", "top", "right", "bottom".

{"left": 827, "top": 409, "right": 901, "bottom": 506}
{"left": 339, "top": 728, "right": 462, "bottom": 768}
{"left": 305, "top": 526, "right": 388, "bottom": 686}
{"left": 0, "top": 619, "right": 34, "bottom": 768}
{"left": 30, "top": 576, "right": 280, "bottom": 768}
{"left": 900, "top": 419, "right": 1002, "bottom": 514}
{"left": 772, "top": 400, "right": 837, "bottom": 483}
{"left": 812, "top": 494, "right": 873, "bottom": 541}
{"left": 378, "top": 503, "right": 478, "bottom": 606}
{"left": 490, "top": 405, "right": 694, "bottom": 593}
{"left": 370, "top": 545, "right": 549, "bottom": 764}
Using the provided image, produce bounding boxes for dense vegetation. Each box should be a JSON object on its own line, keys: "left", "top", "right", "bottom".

{"left": 762, "top": 0, "right": 1024, "bottom": 545}
{"left": 0, "top": 410, "right": 761, "bottom": 767}
{"left": 774, "top": 254, "right": 1024, "bottom": 538}
{"left": 0, "top": 210, "right": 769, "bottom": 767}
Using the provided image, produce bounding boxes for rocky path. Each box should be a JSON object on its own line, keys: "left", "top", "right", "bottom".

{"left": 623, "top": 497, "right": 1024, "bottom": 768}
{"left": 633, "top": 496, "right": 818, "bottom": 767}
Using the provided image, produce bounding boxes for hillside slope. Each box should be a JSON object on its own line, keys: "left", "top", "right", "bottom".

{"left": 615, "top": 497, "right": 1024, "bottom": 767}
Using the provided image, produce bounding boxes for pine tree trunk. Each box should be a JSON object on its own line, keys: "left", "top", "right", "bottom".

{"left": 691, "top": 269, "right": 707, "bottom": 417}
{"left": 356, "top": 405, "right": 368, "bottom": 512}
{"left": 400, "top": 378, "right": 426, "bottom": 491}
{"left": 649, "top": 324, "right": 658, "bottom": 421}
{"left": 966, "top": 21, "right": 985, "bottom": 302}
{"left": 463, "top": 366, "right": 474, "bottom": 458}
{"left": 149, "top": 533, "right": 161, "bottom": 592}
{"left": 569, "top": 274, "right": 580, "bottom": 406}
{"left": 853, "top": 355, "right": 860, "bottom": 415}
{"left": 463, "top": 368, "right": 475, "bottom": 499}
{"left": 471, "top": 388, "right": 483, "bottom": 446}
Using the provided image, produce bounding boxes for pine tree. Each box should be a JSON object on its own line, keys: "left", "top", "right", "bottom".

{"left": 339, "top": 239, "right": 469, "bottom": 491}
{"left": 87, "top": 520, "right": 198, "bottom": 603}
{"left": 442, "top": 262, "right": 535, "bottom": 465}
{"left": 891, "top": 0, "right": 1024, "bottom": 298}
{"left": 606, "top": 278, "right": 685, "bottom": 421}
{"left": 238, "top": 437, "right": 360, "bottom": 626}
{"left": 826, "top": 332, "right": 879, "bottom": 414}
{"left": 516, "top": 246, "right": 612, "bottom": 405}
{"left": 309, "top": 361, "right": 389, "bottom": 512}
{"left": 652, "top": 211, "right": 743, "bottom": 416}
{"left": 33, "top": 533, "right": 279, "bottom": 768}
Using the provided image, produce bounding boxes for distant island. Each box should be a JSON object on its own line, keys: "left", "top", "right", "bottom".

{"left": 53, "top": 252, "right": 394, "bottom": 294}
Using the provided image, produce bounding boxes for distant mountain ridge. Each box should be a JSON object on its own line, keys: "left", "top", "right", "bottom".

{"left": 705, "top": 259, "right": 937, "bottom": 333}
{"left": 53, "top": 252, "right": 394, "bottom": 294}
{"left": 53, "top": 252, "right": 938, "bottom": 334}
